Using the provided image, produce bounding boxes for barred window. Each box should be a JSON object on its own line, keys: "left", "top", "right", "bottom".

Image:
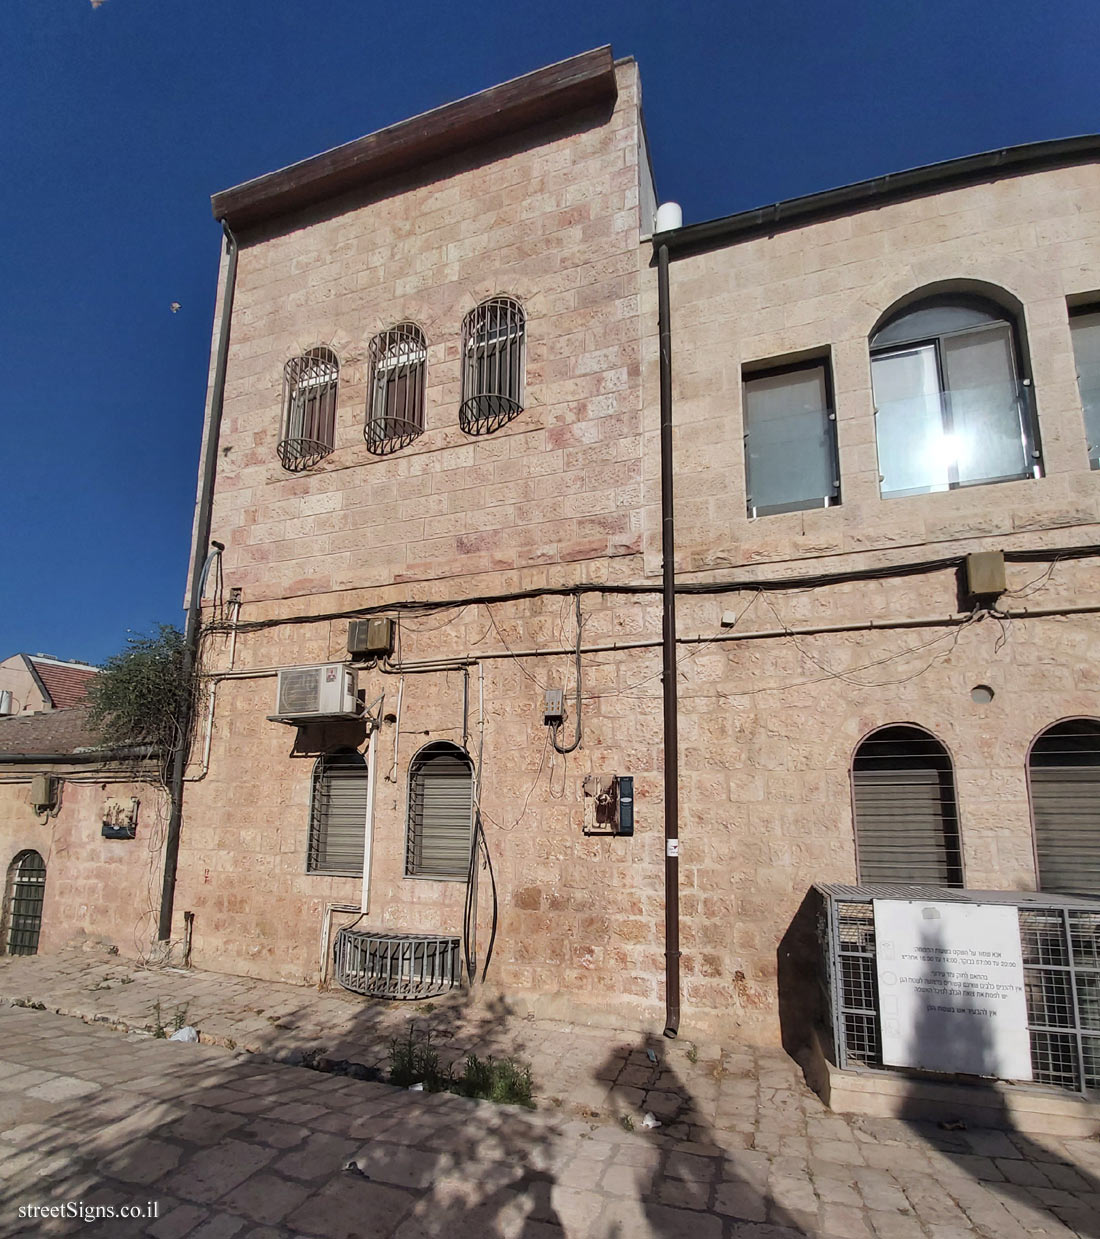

{"left": 852, "top": 725, "right": 964, "bottom": 886}
{"left": 279, "top": 346, "right": 339, "bottom": 471}
{"left": 460, "top": 297, "right": 525, "bottom": 435}
{"left": 307, "top": 748, "right": 367, "bottom": 876}
{"left": 366, "top": 324, "right": 426, "bottom": 454}
{"left": 4, "top": 850, "right": 46, "bottom": 956}
{"left": 406, "top": 741, "right": 474, "bottom": 880}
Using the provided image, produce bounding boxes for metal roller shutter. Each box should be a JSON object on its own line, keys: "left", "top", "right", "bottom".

{"left": 853, "top": 726, "right": 963, "bottom": 887}
{"left": 407, "top": 743, "right": 474, "bottom": 879}
{"left": 308, "top": 749, "right": 368, "bottom": 875}
{"left": 1029, "top": 721, "right": 1100, "bottom": 898}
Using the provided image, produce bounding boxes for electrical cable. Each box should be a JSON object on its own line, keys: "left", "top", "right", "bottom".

{"left": 549, "top": 594, "right": 583, "bottom": 754}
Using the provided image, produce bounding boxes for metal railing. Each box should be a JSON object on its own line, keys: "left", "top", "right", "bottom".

{"left": 333, "top": 927, "right": 461, "bottom": 1000}
{"left": 818, "top": 884, "right": 1100, "bottom": 1095}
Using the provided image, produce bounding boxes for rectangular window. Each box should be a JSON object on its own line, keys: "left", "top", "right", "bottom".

{"left": 1070, "top": 308, "right": 1100, "bottom": 469}
{"left": 742, "top": 359, "right": 839, "bottom": 517}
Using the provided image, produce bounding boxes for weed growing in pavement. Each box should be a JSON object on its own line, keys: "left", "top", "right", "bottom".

{"left": 687, "top": 1042, "right": 698, "bottom": 1064}
{"left": 619, "top": 1113, "right": 635, "bottom": 1132}
{"left": 387, "top": 1026, "right": 534, "bottom": 1107}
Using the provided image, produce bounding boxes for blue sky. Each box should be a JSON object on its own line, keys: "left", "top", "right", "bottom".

{"left": 2, "top": 0, "right": 1096, "bottom": 665}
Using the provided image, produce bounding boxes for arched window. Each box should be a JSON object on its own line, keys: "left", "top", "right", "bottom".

{"left": 365, "top": 324, "right": 427, "bottom": 454}
{"left": 460, "top": 297, "right": 525, "bottom": 435}
{"left": 852, "top": 726, "right": 963, "bottom": 886}
{"left": 278, "top": 346, "right": 339, "bottom": 471}
{"left": 1029, "top": 719, "right": 1100, "bottom": 897}
{"left": 406, "top": 741, "right": 474, "bottom": 880}
{"left": 307, "top": 748, "right": 367, "bottom": 875}
{"left": 5, "top": 850, "right": 46, "bottom": 955}
{"left": 870, "top": 293, "right": 1040, "bottom": 498}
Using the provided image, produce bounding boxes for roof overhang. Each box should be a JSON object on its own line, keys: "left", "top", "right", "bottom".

{"left": 655, "top": 134, "right": 1100, "bottom": 259}
{"left": 212, "top": 46, "right": 617, "bottom": 232}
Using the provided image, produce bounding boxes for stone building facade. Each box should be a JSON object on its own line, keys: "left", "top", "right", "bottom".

{"left": 172, "top": 48, "right": 1100, "bottom": 1044}
{"left": 0, "top": 708, "right": 168, "bottom": 958}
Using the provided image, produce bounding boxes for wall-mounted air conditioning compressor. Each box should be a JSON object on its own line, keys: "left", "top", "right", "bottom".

{"left": 272, "top": 664, "right": 360, "bottom": 721}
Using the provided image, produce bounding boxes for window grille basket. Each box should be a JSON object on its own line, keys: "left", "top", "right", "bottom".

{"left": 333, "top": 928, "right": 461, "bottom": 1000}
{"left": 365, "top": 324, "right": 426, "bottom": 455}
{"left": 460, "top": 297, "right": 525, "bottom": 435}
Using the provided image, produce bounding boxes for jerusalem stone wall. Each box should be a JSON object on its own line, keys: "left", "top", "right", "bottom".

{"left": 0, "top": 772, "right": 167, "bottom": 958}
{"left": 648, "top": 160, "right": 1100, "bottom": 1040}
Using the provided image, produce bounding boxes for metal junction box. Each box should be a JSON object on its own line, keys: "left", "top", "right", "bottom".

{"left": 348, "top": 616, "right": 395, "bottom": 658}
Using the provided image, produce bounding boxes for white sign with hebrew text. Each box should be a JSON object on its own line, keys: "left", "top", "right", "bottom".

{"left": 872, "top": 900, "right": 1032, "bottom": 1080}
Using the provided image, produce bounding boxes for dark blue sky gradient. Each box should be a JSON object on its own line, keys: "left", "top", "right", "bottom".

{"left": 2, "top": 0, "right": 1096, "bottom": 663}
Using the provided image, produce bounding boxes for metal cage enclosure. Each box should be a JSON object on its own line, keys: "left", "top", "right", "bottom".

{"left": 365, "top": 324, "right": 427, "bottom": 455}
{"left": 333, "top": 928, "right": 461, "bottom": 999}
{"left": 278, "top": 347, "right": 339, "bottom": 470}
{"left": 818, "top": 884, "right": 1100, "bottom": 1096}
{"left": 460, "top": 297, "right": 525, "bottom": 434}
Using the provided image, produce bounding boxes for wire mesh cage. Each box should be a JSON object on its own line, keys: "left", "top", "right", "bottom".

{"left": 333, "top": 927, "right": 461, "bottom": 1000}
{"left": 460, "top": 297, "right": 525, "bottom": 435}
{"left": 818, "top": 884, "right": 1100, "bottom": 1094}
{"left": 365, "top": 324, "right": 427, "bottom": 455}
{"left": 278, "top": 347, "right": 339, "bottom": 470}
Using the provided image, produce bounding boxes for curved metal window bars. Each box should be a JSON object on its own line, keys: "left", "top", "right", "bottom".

{"left": 278, "top": 346, "right": 339, "bottom": 471}
{"left": 365, "top": 324, "right": 427, "bottom": 454}
{"left": 460, "top": 297, "right": 525, "bottom": 435}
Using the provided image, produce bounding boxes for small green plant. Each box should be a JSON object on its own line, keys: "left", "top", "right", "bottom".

{"left": 455, "top": 1053, "right": 534, "bottom": 1108}
{"left": 388, "top": 1027, "right": 452, "bottom": 1093}
{"left": 152, "top": 1000, "right": 166, "bottom": 1039}
{"left": 172, "top": 1004, "right": 189, "bottom": 1034}
{"left": 619, "top": 1113, "right": 635, "bottom": 1132}
{"left": 686, "top": 1042, "right": 698, "bottom": 1064}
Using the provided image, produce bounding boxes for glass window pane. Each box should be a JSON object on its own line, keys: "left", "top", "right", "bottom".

{"left": 743, "top": 364, "right": 836, "bottom": 514}
{"left": 942, "top": 324, "right": 1027, "bottom": 485}
{"left": 871, "top": 346, "right": 948, "bottom": 496}
{"left": 1071, "top": 311, "right": 1100, "bottom": 468}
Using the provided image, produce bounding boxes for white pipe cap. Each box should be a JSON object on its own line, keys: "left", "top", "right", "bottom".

{"left": 655, "top": 202, "right": 683, "bottom": 232}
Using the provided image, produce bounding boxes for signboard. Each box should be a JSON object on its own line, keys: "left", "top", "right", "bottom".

{"left": 872, "top": 900, "right": 1032, "bottom": 1081}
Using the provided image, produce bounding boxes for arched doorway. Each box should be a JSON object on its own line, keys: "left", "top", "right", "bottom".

{"left": 5, "top": 850, "right": 46, "bottom": 955}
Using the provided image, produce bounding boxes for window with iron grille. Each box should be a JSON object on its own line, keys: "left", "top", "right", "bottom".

{"left": 852, "top": 725, "right": 964, "bottom": 886}
{"left": 460, "top": 297, "right": 525, "bottom": 435}
{"left": 307, "top": 748, "right": 367, "bottom": 875}
{"left": 406, "top": 741, "right": 474, "bottom": 880}
{"left": 1029, "top": 718, "right": 1100, "bottom": 898}
{"left": 4, "top": 850, "right": 46, "bottom": 956}
{"left": 742, "top": 358, "right": 840, "bottom": 517}
{"left": 870, "top": 293, "right": 1040, "bottom": 498}
{"left": 278, "top": 346, "right": 339, "bottom": 471}
{"left": 1069, "top": 306, "right": 1100, "bottom": 469}
{"left": 366, "top": 324, "right": 427, "bottom": 455}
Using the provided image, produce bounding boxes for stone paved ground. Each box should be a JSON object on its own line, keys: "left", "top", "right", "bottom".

{"left": 0, "top": 953, "right": 1098, "bottom": 1238}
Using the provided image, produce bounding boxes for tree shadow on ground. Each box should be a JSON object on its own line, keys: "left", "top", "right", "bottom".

{"left": 0, "top": 992, "right": 565, "bottom": 1238}
{"left": 592, "top": 1034, "right": 817, "bottom": 1237}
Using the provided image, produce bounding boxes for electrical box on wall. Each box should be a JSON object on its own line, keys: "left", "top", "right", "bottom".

{"left": 543, "top": 688, "right": 565, "bottom": 726}
{"left": 348, "top": 616, "right": 395, "bottom": 658}
{"left": 582, "top": 774, "right": 634, "bottom": 836}
{"left": 29, "top": 774, "right": 57, "bottom": 811}
{"left": 102, "top": 797, "right": 139, "bottom": 840}
{"left": 963, "top": 551, "right": 1006, "bottom": 602}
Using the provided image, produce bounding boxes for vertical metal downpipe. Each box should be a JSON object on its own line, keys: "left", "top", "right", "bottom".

{"left": 158, "top": 221, "right": 239, "bottom": 942}
{"left": 658, "top": 241, "right": 680, "bottom": 1037}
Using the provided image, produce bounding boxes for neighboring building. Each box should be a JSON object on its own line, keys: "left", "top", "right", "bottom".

{"left": 167, "top": 47, "right": 1100, "bottom": 1050}
{"left": 0, "top": 707, "right": 168, "bottom": 957}
{"left": 0, "top": 653, "right": 98, "bottom": 717}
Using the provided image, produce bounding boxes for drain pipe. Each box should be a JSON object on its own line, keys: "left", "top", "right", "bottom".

{"left": 656, "top": 202, "right": 682, "bottom": 1038}
{"left": 158, "top": 221, "right": 239, "bottom": 942}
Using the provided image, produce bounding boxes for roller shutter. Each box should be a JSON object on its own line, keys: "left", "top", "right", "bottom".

{"left": 406, "top": 743, "right": 474, "bottom": 880}
{"left": 1029, "top": 720, "right": 1100, "bottom": 898}
{"left": 307, "top": 749, "right": 367, "bottom": 875}
{"left": 853, "top": 726, "right": 963, "bottom": 886}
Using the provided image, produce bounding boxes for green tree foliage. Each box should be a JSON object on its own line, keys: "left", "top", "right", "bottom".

{"left": 85, "top": 625, "right": 189, "bottom": 765}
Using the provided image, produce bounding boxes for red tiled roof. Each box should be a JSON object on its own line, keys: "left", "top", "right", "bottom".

{"left": 27, "top": 658, "right": 98, "bottom": 709}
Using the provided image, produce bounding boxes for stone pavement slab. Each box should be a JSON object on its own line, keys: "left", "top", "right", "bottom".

{"left": 0, "top": 1006, "right": 1097, "bottom": 1238}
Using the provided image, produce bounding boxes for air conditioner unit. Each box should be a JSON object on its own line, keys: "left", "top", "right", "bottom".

{"left": 348, "top": 616, "right": 395, "bottom": 658}
{"left": 273, "top": 664, "right": 359, "bottom": 720}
